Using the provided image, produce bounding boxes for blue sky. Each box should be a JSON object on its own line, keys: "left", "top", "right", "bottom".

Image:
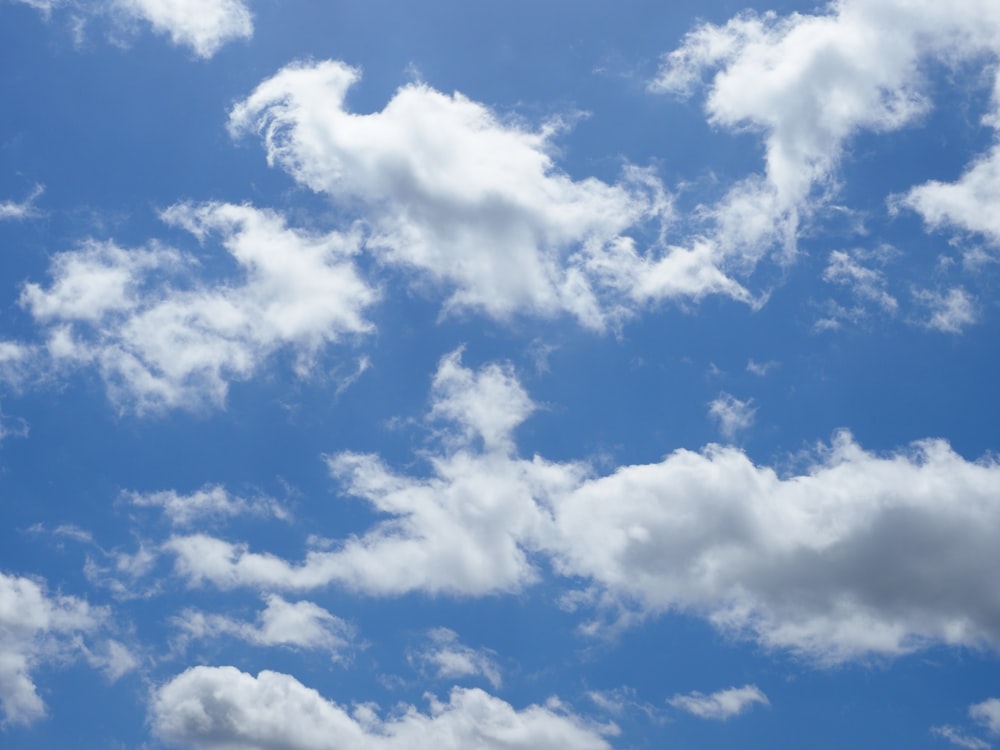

{"left": 2, "top": 0, "right": 1000, "bottom": 748}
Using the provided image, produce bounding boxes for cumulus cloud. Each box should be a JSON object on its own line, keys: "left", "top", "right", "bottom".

{"left": 0, "top": 571, "right": 134, "bottom": 726}
{"left": 112, "top": 0, "right": 252, "bottom": 58}
{"left": 127, "top": 484, "right": 288, "bottom": 526}
{"left": 150, "top": 666, "right": 613, "bottom": 750}
{"left": 913, "top": 287, "right": 978, "bottom": 333}
{"left": 667, "top": 684, "right": 769, "bottom": 720}
{"left": 412, "top": 628, "right": 502, "bottom": 689}
{"left": 0, "top": 184, "right": 43, "bottom": 220}
{"left": 971, "top": 698, "right": 1000, "bottom": 735}
{"left": 173, "top": 595, "right": 353, "bottom": 656}
{"left": 21, "top": 202, "right": 376, "bottom": 413}
{"left": 651, "top": 0, "right": 1000, "bottom": 278}
{"left": 16, "top": 0, "right": 252, "bottom": 57}
{"left": 707, "top": 392, "right": 756, "bottom": 439}
{"left": 164, "top": 350, "right": 1000, "bottom": 663}
{"left": 228, "top": 60, "right": 764, "bottom": 325}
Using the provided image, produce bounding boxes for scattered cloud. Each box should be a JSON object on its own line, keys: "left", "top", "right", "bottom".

{"left": 163, "top": 352, "right": 1000, "bottom": 663}
{"left": 15, "top": 0, "right": 252, "bottom": 57}
{"left": 971, "top": 698, "right": 1000, "bottom": 735}
{"left": 126, "top": 484, "right": 288, "bottom": 526}
{"left": 0, "top": 184, "right": 43, "bottom": 220}
{"left": 412, "top": 628, "right": 502, "bottom": 689}
{"left": 651, "top": 0, "right": 1000, "bottom": 289}
{"left": 172, "top": 595, "right": 354, "bottom": 656}
{"left": 150, "top": 666, "right": 614, "bottom": 750}
{"left": 229, "top": 60, "right": 765, "bottom": 327}
{"left": 21, "top": 202, "right": 377, "bottom": 413}
{"left": 0, "top": 571, "right": 134, "bottom": 726}
{"left": 708, "top": 392, "right": 756, "bottom": 439}
{"left": 112, "top": 0, "right": 253, "bottom": 58}
{"left": 913, "top": 287, "right": 978, "bottom": 333}
{"left": 746, "top": 359, "right": 778, "bottom": 376}
{"left": 667, "top": 684, "right": 769, "bottom": 720}
{"left": 932, "top": 725, "right": 991, "bottom": 750}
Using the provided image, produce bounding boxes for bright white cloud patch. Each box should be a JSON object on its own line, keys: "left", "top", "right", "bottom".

{"left": 225, "top": 60, "right": 768, "bottom": 327}
{"left": 21, "top": 202, "right": 376, "bottom": 412}
{"left": 151, "top": 666, "right": 613, "bottom": 750}
{"left": 127, "top": 484, "right": 287, "bottom": 526}
{"left": 0, "top": 571, "right": 133, "bottom": 726}
{"left": 708, "top": 392, "right": 756, "bottom": 438}
{"left": 113, "top": 0, "right": 252, "bottom": 57}
{"left": 652, "top": 0, "right": 1000, "bottom": 278}
{"left": 164, "top": 352, "right": 1000, "bottom": 663}
{"left": 667, "top": 684, "right": 769, "bottom": 720}
{"left": 413, "top": 628, "right": 502, "bottom": 689}
{"left": 173, "top": 595, "right": 353, "bottom": 656}
{"left": 971, "top": 698, "right": 1000, "bottom": 735}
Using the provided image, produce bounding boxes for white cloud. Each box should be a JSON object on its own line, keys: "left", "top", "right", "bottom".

{"left": 0, "top": 571, "right": 133, "bottom": 726}
{"left": 164, "top": 351, "right": 1000, "bottom": 663}
{"left": 112, "top": 0, "right": 252, "bottom": 58}
{"left": 412, "top": 628, "right": 502, "bottom": 689}
{"left": 127, "top": 484, "right": 288, "bottom": 526}
{"left": 174, "top": 595, "right": 353, "bottom": 656}
{"left": 151, "top": 666, "right": 614, "bottom": 750}
{"left": 651, "top": 0, "right": 1000, "bottom": 279}
{"left": 746, "top": 359, "right": 778, "bottom": 376}
{"left": 932, "top": 725, "right": 991, "bottom": 750}
{"left": 228, "top": 61, "right": 768, "bottom": 326}
{"left": 21, "top": 202, "right": 377, "bottom": 413}
{"left": 971, "top": 699, "right": 1000, "bottom": 735}
{"left": 823, "top": 249, "right": 898, "bottom": 313}
{"left": 913, "top": 287, "right": 978, "bottom": 333}
{"left": 14, "top": 0, "right": 251, "bottom": 57}
{"left": 0, "top": 184, "right": 43, "bottom": 220}
{"left": 708, "top": 392, "right": 756, "bottom": 439}
{"left": 667, "top": 684, "right": 769, "bottom": 720}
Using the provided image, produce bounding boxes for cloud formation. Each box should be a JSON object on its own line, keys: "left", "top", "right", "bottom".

{"left": 21, "top": 202, "right": 376, "bottom": 412}
{"left": 151, "top": 666, "right": 612, "bottom": 750}
{"left": 229, "top": 60, "right": 762, "bottom": 326}
{"left": 0, "top": 571, "right": 133, "bottom": 726}
{"left": 164, "top": 350, "right": 1000, "bottom": 663}
{"left": 173, "top": 595, "right": 354, "bottom": 656}
{"left": 652, "top": 0, "right": 1000, "bottom": 283}
{"left": 667, "top": 684, "right": 769, "bottom": 720}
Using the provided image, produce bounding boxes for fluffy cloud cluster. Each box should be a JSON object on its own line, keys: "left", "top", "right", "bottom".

{"left": 151, "top": 666, "right": 612, "bottom": 750}
{"left": 228, "top": 60, "right": 762, "bottom": 327}
{"left": 21, "top": 202, "right": 376, "bottom": 412}
{"left": 113, "top": 0, "right": 252, "bottom": 58}
{"left": 0, "top": 572, "right": 134, "bottom": 726}
{"left": 14, "top": 0, "right": 252, "bottom": 57}
{"left": 652, "top": 0, "right": 1000, "bottom": 272}
{"left": 164, "top": 350, "right": 1000, "bottom": 663}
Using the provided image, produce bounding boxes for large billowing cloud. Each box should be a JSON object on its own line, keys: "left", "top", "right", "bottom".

{"left": 228, "top": 60, "right": 758, "bottom": 327}
{"left": 0, "top": 572, "right": 134, "bottom": 726}
{"left": 21, "top": 202, "right": 376, "bottom": 412}
{"left": 652, "top": 0, "right": 1000, "bottom": 265}
{"left": 151, "top": 666, "right": 612, "bottom": 750}
{"left": 164, "top": 350, "right": 1000, "bottom": 663}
